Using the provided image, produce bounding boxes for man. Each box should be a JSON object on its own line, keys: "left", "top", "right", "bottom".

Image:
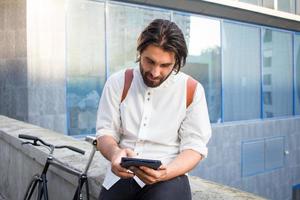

{"left": 96, "top": 19, "right": 211, "bottom": 200}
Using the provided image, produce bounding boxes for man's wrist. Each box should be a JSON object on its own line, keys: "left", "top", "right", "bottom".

{"left": 109, "top": 146, "right": 122, "bottom": 162}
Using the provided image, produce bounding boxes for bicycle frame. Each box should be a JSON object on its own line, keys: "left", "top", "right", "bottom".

{"left": 20, "top": 135, "right": 97, "bottom": 200}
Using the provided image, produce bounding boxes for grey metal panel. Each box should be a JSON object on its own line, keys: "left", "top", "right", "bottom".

{"left": 118, "top": 0, "right": 300, "bottom": 32}
{"left": 242, "top": 139, "right": 265, "bottom": 176}
{"left": 265, "top": 137, "right": 284, "bottom": 170}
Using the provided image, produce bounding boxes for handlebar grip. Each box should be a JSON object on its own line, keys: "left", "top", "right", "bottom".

{"left": 85, "top": 136, "right": 97, "bottom": 146}
{"left": 19, "top": 134, "right": 39, "bottom": 141}
{"left": 66, "top": 146, "right": 85, "bottom": 155}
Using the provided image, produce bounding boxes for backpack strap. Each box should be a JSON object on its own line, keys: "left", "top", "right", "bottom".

{"left": 186, "top": 77, "right": 197, "bottom": 108}
{"left": 121, "top": 69, "right": 134, "bottom": 103}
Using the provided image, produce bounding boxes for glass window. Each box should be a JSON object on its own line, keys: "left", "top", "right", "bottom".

{"left": 262, "top": 29, "right": 293, "bottom": 118}
{"left": 66, "top": 0, "right": 105, "bottom": 135}
{"left": 295, "top": 34, "right": 300, "bottom": 115}
{"left": 277, "top": 0, "right": 296, "bottom": 13}
{"left": 222, "top": 22, "right": 261, "bottom": 121}
{"left": 297, "top": 0, "right": 300, "bottom": 15}
{"left": 107, "top": 3, "right": 170, "bottom": 74}
{"left": 239, "top": 0, "right": 261, "bottom": 6}
{"left": 263, "top": 0, "right": 274, "bottom": 9}
{"left": 173, "top": 14, "right": 222, "bottom": 123}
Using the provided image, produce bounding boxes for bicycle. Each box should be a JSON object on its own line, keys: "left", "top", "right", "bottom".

{"left": 19, "top": 134, "right": 98, "bottom": 200}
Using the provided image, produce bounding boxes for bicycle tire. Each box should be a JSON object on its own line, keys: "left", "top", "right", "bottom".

{"left": 24, "top": 174, "right": 40, "bottom": 200}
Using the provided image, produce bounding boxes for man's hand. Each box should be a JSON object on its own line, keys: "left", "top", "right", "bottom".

{"left": 97, "top": 136, "right": 137, "bottom": 179}
{"left": 129, "top": 165, "right": 168, "bottom": 185}
{"left": 111, "top": 148, "right": 137, "bottom": 179}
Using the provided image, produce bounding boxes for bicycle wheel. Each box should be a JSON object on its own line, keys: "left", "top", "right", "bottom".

{"left": 24, "top": 174, "right": 40, "bottom": 200}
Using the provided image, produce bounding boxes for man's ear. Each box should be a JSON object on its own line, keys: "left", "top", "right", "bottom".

{"left": 172, "top": 64, "right": 179, "bottom": 74}
{"left": 135, "top": 54, "right": 141, "bottom": 63}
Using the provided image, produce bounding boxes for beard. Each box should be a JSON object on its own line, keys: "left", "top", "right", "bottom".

{"left": 139, "top": 63, "right": 173, "bottom": 88}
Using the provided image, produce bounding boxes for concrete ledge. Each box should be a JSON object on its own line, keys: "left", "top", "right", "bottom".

{"left": 0, "top": 115, "right": 265, "bottom": 200}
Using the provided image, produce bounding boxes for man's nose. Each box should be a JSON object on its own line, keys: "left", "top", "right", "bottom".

{"left": 150, "top": 65, "right": 160, "bottom": 77}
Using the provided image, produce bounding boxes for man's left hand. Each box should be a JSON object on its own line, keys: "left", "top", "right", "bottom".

{"left": 129, "top": 165, "right": 168, "bottom": 185}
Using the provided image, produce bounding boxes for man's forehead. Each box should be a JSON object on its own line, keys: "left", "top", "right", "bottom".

{"left": 141, "top": 45, "right": 175, "bottom": 63}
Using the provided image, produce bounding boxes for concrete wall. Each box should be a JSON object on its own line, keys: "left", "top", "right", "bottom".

{"left": 0, "top": 116, "right": 106, "bottom": 200}
{"left": 192, "top": 117, "right": 300, "bottom": 200}
{"left": 0, "top": 0, "right": 67, "bottom": 134}
{"left": 0, "top": 115, "right": 265, "bottom": 200}
{"left": 27, "top": 0, "right": 67, "bottom": 133}
{"left": 0, "top": 0, "right": 28, "bottom": 122}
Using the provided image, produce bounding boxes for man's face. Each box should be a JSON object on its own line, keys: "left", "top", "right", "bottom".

{"left": 140, "top": 45, "right": 175, "bottom": 88}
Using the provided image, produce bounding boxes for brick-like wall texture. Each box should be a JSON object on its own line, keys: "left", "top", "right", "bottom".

{"left": 192, "top": 118, "right": 300, "bottom": 200}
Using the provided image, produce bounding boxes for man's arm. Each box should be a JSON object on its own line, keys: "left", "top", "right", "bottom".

{"left": 129, "top": 149, "right": 202, "bottom": 185}
{"left": 97, "top": 135, "right": 137, "bottom": 179}
{"left": 163, "top": 149, "right": 202, "bottom": 179}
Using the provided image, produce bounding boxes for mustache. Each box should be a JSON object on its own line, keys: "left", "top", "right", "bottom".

{"left": 145, "top": 72, "right": 162, "bottom": 80}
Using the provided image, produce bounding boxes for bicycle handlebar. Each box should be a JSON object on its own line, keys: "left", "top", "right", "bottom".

{"left": 55, "top": 145, "right": 85, "bottom": 155}
{"left": 19, "top": 134, "right": 39, "bottom": 141}
{"left": 19, "top": 134, "right": 85, "bottom": 155}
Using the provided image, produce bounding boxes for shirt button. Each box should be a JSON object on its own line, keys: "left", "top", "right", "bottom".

{"left": 147, "top": 98, "right": 150, "bottom": 101}
{"left": 143, "top": 123, "right": 146, "bottom": 126}
{"left": 148, "top": 92, "right": 151, "bottom": 95}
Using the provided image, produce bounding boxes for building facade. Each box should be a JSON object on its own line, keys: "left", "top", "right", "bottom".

{"left": 0, "top": 0, "right": 300, "bottom": 199}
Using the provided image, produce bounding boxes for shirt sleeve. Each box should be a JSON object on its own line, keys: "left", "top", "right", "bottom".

{"left": 179, "top": 83, "right": 212, "bottom": 158}
{"left": 96, "top": 72, "right": 124, "bottom": 143}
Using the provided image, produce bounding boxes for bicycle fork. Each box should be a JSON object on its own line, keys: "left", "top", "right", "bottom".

{"left": 73, "top": 174, "right": 89, "bottom": 200}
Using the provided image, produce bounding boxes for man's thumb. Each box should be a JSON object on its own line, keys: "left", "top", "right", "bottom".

{"left": 125, "top": 148, "right": 137, "bottom": 157}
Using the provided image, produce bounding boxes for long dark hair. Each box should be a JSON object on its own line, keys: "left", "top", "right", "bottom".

{"left": 137, "top": 19, "right": 188, "bottom": 73}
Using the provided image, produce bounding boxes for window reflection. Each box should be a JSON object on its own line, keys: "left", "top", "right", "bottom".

{"left": 222, "top": 22, "right": 261, "bottom": 121}
{"left": 277, "top": 0, "right": 295, "bottom": 13}
{"left": 263, "top": 0, "right": 274, "bottom": 9}
{"left": 174, "top": 14, "right": 221, "bottom": 123}
{"left": 240, "top": 0, "right": 261, "bottom": 6}
{"left": 65, "top": 1, "right": 299, "bottom": 134}
{"left": 66, "top": 0, "right": 105, "bottom": 135}
{"left": 107, "top": 3, "right": 170, "bottom": 75}
{"left": 262, "top": 29, "right": 293, "bottom": 118}
{"left": 295, "top": 34, "right": 300, "bottom": 115}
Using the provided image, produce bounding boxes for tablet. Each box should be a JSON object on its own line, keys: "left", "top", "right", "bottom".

{"left": 120, "top": 157, "right": 162, "bottom": 170}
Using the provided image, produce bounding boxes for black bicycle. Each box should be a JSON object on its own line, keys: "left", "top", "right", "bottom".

{"left": 19, "top": 134, "right": 97, "bottom": 200}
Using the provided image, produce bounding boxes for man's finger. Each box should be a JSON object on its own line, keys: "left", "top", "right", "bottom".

{"left": 112, "top": 167, "right": 135, "bottom": 179}
{"left": 119, "top": 171, "right": 135, "bottom": 179}
{"left": 130, "top": 167, "right": 154, "bottom": 182}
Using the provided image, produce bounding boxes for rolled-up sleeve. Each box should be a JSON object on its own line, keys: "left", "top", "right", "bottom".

{"left": 96, "top": 72, "right": 124, "bottom": 143}
{"left": 179, "top": 83, "right": 212, "bottom": 158}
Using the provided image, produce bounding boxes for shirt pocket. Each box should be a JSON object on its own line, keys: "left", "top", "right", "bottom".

{"left": 120, "top": 104, "right": 137, "bottom": 137}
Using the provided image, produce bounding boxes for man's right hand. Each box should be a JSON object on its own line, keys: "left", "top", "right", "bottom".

{"left": 97, "top": 135, "right": 137, "bottom": 179}
{"left": 110, "top": 148, "right": 137, "bottom": 179}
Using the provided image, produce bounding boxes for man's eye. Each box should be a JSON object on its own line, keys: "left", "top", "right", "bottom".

{"left": 147, "top": 60, "right": 154, "bottom": 65}
{"left": 161, "top": 64, "right": 171, "bottom": 68}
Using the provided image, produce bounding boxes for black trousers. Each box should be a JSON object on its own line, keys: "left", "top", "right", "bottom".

{"left": 98, "top": 175, "right": 192, "bottom": 200}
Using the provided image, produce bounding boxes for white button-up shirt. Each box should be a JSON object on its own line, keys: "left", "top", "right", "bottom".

{"left": 96, "top": 67, "right": 211, "bottom": 189}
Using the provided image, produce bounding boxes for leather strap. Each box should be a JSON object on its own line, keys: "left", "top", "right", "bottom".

{"left": 186, "top": 77, "right": 197, "bottom": 108}
{"left": 121, "top": 69, "right": 134, "bottom": 103}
